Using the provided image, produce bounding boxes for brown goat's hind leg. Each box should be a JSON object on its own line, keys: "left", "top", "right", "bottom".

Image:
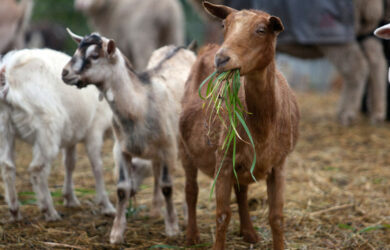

{"left": 266, "top": 162, "right": 286, "bottom": 250}
{"left": 184, "top": 162, "right": 199, "bottom": 245}
{"left": 234, "top": 184, "right": 259, "bottom": 243}
{"left": 213, "top": 166, "right": 233, "bottom": 250}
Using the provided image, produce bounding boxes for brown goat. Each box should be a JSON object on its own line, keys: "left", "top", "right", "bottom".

{"left": 179, "top": 2, "right": 300, "bottom": 249}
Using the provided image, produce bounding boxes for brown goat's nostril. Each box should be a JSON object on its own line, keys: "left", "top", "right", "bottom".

{"left": 62, "top": 69, "right": 69, "bottom": 77}
{"left": 215, "top": 55, "right": 230, "bottom": 68}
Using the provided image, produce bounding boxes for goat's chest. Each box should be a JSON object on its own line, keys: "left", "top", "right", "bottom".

{"left": 114, "top": 116, "right": 162, "bottom": 158}
{"left": 234, "top": 139, "right": 285, "bottom": 184}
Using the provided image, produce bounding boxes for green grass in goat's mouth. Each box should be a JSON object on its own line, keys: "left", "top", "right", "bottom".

{"left": 199, "top": 70, "right": 257, "bottom": 197}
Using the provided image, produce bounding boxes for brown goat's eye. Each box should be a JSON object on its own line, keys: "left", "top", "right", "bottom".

{"left": 256, "top": 26, "right": 266, "bottom": 35}
{"left": 221, "top": 21, "right": 225, "bottom": 29}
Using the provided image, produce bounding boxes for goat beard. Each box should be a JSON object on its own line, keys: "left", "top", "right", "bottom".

{"left": 75, "top": 80, "right": 88, "bottom": 89}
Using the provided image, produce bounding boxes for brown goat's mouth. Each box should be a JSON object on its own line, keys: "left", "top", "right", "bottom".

{"left": 216, "top": 66, "right": 241, "bottom": 74}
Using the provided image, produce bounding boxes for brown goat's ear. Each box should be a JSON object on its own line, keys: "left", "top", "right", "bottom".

{"left": 269, "top": 16, "right": 284, "bottom": 33}
{"left": 203, "top": 1, "right": 236, "bottom": 20}
{"left": 107, "top": 39, "right": 116, "bottom": 56}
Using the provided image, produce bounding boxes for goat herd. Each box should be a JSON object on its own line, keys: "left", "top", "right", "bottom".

{"left": 1, "top": 1, "right": 390, "bottom": 250}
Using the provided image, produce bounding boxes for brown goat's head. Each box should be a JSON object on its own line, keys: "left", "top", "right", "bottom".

{"left": 203, "top": 1, "right": 283, "bottom": 75}
{"left": 62, "top": 28, "right": 117, "bottom": 89}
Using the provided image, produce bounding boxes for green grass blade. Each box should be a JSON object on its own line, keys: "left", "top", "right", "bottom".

{"left": 235, "top": 110, "right": 257, "bottom": 182}
{"left": 199, "top": 71, "right": 217, "bottom": 100}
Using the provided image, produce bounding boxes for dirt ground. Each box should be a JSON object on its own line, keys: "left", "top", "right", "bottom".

{"left": 1, "top": 91, "right": 390, "bottom": 249}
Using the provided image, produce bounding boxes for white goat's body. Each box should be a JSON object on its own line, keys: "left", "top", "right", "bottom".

{"left": 0, "top": 48, "right": 115, "bottom": 221}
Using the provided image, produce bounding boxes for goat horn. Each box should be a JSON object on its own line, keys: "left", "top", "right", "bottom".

{"left": 66, "top": 28, "right": 83, "bottom": 44}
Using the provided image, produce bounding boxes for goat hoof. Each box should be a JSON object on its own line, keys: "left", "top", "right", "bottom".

{"left": 150, "top": 208, "right": 162, "bottom": 218}
{"left": 44, "top": 212, "right": 61, "bottom": 222}
{"left": 102, "top": 205, "right": 116, "bottom": 216}
{"left": 165, "top": 223, "right": 179, "bottom": 237}
{"left": 110, "top": 230, "right": 124, "bottom": 244}
{"left": 64, "top": 197, "right": 81, "bottom": 208}
{"left": 338, "top": 112, "right": 356, "bottom": 126}
{"left": 241, "top": 229, "right": 260, "bottom": 243}
{"left": 9, "top": 209, "right": 22, "bottom": 222}
{"left": 369, "top": 115, "right": 385, "bottom": 126}
{"left": 8, "top": 216, "right": 22, "bottom": 223}
{"left": 186, "top": 233, "right": 200, "bottom": 246}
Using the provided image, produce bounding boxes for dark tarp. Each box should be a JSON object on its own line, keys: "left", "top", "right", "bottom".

{"left": 224, "top": 0, "right": 355, "bottom": 44}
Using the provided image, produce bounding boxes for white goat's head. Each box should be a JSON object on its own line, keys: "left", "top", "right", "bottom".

{"left": 62, "top": 29, "right": 118, "bottom": 89}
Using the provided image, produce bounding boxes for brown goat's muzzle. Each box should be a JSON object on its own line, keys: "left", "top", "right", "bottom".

{"left": 214, "top": 48, "right": 240, "bottom": 73}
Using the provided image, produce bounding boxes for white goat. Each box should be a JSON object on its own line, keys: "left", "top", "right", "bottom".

{"left": 62, "top": 30, "right": 195, "bottom": 243}
{"left": 74, "top": 0, "right": 185, "bottom": 70}
{"left": 0, "top": 48, "right": 115, "bottom": 221}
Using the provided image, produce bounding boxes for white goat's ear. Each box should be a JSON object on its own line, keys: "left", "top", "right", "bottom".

{"left": 66, "top": 28, "right": 83, "bottom": 44}
{"left": 107, "top": 39, "right": 116, "bottom": 56}
{"left": 374, "top": 23, "right": 390, "bottom": 39}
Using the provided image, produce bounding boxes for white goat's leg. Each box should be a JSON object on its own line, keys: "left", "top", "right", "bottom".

{"left": 319, "top": 43, "right": 369, "bottom": 126}
{"left": 150, "top": 160, "right": 164, "bottom": 218}
{"left": 85, "top": 135, "right": 115, "bottom": 215}
{"left": 0, "top": 131, "right": 21, "bottom": 221}
{"left": 110, "top": 142, "right": 130, "bottom": 244}
{"left": 361, "top": 38, "right": 387, "bottom": 124}
{"left": 29, "top": 145, "right": 60, "bottom": 221}
{"left": 62, "top": 145, "right": 80, "bottom": 207}
{"left": 159, "top": 159, "right": 179, "bottom": 237}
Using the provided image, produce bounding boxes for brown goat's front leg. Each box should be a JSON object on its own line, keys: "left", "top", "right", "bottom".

{"left": 184, "top": 161, "right": 199, "bottom": 245}
{"left": 266, "top": 162, "right": 286, "bottom": 250}
{"left": 234, "top": 184, "right": 259, "bottom": 243}
{"left": 213, "top": 164, "right": 233, "bottom": 250}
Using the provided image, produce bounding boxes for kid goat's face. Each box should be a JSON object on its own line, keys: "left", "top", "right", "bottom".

{"left": 62, "top": 29, "right": 117, "bottom": 88}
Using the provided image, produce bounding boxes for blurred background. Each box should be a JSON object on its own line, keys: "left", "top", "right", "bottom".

{"left": 20, "top": 0, "right": 381, "bottom": 97}
{"left": 3, "top": 0, "right": 385, "bottom": 95}
{"left": 1, "top": 1, "right": 390, "bottom": 249}
{"left": 29, "top": 0, "right": 204, "bottom": 54}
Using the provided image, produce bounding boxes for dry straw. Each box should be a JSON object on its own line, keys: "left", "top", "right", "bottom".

{"left": 199, "top": 70, "right": 257, "bottom": 196}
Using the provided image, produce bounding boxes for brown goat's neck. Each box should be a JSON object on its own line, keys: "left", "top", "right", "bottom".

{"left": 243, "top": 61, "right": 278, "bottom": 138}
{"left": 101, "top": 56, "right": 148, "bottom": 123}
